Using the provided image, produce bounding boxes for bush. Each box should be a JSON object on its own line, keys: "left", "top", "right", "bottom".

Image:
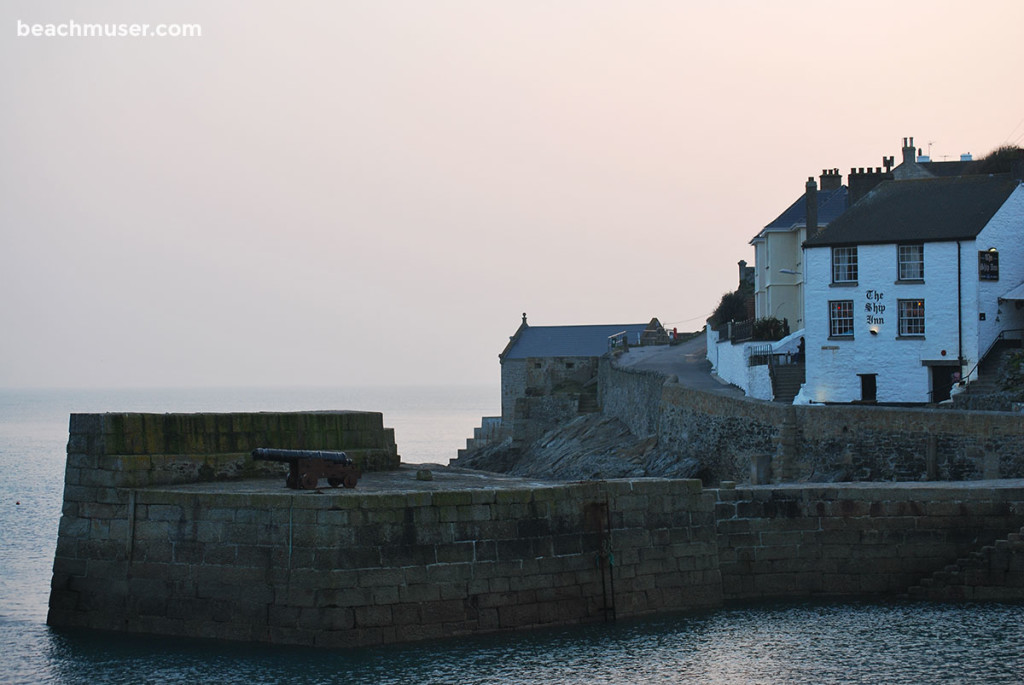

{"left": 752, "top": 316, "right": 789, "bottom": 341}
{"left": 709, "top": 290, "right": 749, "bottom": 326}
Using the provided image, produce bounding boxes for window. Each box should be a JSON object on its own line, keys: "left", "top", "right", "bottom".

{"left": 898, "top": 299, "right": 925, "bottom": 336}
{"left": 898, "top": 244, "right": 924, "bottom": 281}
{"left": 829, "top": 300, "right": 854, "bottom": 337}
{"left": 832, "top": 247, "right": 858, "bottom": 283}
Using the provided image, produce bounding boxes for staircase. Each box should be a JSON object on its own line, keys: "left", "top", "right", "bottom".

{"left": 963, "top": 338, "right": 1022, "bottom": 395}
{"left": 771, "top": 363, "right": 805, "bottom": 403}
{"left": 906, "top": 526, "right": 1024, "bottom": 601}
{"left": 577, "top": 388, "right": 600, "bottom": 414}
{"left": 456, "top": 416, "right": 504, "bottom": 461}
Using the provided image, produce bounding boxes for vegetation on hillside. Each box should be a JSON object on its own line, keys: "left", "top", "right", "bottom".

{"left": 975, "top": 145, "right": 1024, "bottom": 174}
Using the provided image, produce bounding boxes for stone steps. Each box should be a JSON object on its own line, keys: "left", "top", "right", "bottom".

{"left": 905, "top": 526, "right": 1024, "bottom": 600}
{"left": 458, "top": 417, "right": 505, "bottom": 459}
{"left": 964, "top": 339, "right": 1021, "bottom": 394}
{"left": 771, "top": 364, "right": 805, "bottom": 403}
{"left": 577, "top": 392, "right": 600, "bottom": 414}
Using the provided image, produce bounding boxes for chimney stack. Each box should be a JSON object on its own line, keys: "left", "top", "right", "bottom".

{"left": 848, "top": 166, "right": 894, "bottom": 205}
{"left": 805, "top": 177, "right": 818, "bottom": 232}
{"left": 902, "top": 136, "right": 916, "bottom": 166}
{"left": 819, "top": 168, "right": 842, "bottom": 191}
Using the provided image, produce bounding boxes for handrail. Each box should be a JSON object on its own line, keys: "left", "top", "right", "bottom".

{"left": 962, "top": 328, "right": 1024, "bottom": 384}
{"left": 607, "top": 331, "right": 628, "bottom": 352}
{"left": 748, "top": 344, "right": 772, "bottom": 367}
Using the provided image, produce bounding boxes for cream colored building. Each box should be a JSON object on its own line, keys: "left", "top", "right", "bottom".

{"left": 751, "top": 170, "right": 848, "bottom": 330}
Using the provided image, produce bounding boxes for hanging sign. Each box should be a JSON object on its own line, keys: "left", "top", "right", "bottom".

{"left": 979, "top": 250, "right": 999, "bottom": 281}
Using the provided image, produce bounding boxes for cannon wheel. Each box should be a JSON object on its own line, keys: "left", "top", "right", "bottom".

{"left": 286, "top": 473, "right": 297, "bottom": 489}
{"left": 327, "top": 477, "right": 342, "bottom": 488}
{"left": 343, "top": 473, "right": 358, "bottom": 489}
{"left": 300, "top": 472, "right": 319, "bottom": 490}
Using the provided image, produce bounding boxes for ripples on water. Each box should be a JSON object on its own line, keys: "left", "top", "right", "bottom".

{"left": 11, "top": 601, "right": 1021, "bottom": 684}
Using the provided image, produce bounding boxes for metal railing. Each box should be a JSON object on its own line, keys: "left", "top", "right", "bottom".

{"left": 748, "top": 344, "right": 772, "bottom": 367}
{"left": 748, "top": 346, "right": 803, "bottom": 369}
{"left": 962, "top": 328, "right": 1024, "bottom": 384}
{"left": 607, "top": 331, "right": 629, "bottom": 352}
{"left": 713, "top": 318, "right": 755, "bottom": 343}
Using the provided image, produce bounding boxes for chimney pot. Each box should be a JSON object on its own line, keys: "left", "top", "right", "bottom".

{"left": 902, "top": 136, "right": 917, "bottom": 166}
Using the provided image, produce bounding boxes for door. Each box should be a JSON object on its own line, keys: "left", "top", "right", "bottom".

{"left": 931, "top": 366, "right": 956, "bottom": 403}
{"left": 859, "top": 374, "right": 877, "bottom": 402}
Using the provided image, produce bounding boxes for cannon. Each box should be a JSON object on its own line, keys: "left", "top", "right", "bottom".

{"left": 251, "top": 448, "right": 361, "bottom": 490}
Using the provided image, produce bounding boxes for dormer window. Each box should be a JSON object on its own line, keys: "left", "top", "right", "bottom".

{"left": 898, "top": 244, "right": 924, "bottom": 281}
{"left": 832, "top": 247, "right": 858, "bottom": 284}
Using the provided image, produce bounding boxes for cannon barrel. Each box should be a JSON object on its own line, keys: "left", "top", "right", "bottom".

{"left": 251, "top": 448, "right": 353, "bottom": 465}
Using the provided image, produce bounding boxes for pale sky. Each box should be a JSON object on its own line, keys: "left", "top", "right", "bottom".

{"left": 3, "top": 1, "right": 1023, "bottom": 388}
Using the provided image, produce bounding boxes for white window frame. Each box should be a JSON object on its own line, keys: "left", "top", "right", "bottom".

{"left": 832, "top": 247, "right": 858, "bottom": 284}
{"left": 898, "top": 244, "right": 924, "bottom": 281}
{"left": 829, "top": 300, "right": 854, "bottom": 337}
{"left": 898, "top": 299, "right": 925, "bottom": 336}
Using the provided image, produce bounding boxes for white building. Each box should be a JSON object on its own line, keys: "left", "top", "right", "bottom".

{"left": 801, "top": 173, "right": 1024, "bottom": 404}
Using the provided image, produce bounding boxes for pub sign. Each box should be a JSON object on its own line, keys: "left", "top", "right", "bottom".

{"left": 979, "top": 250, "right": 999, "bottom": 281}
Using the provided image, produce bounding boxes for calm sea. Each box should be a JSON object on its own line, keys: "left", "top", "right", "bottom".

{"left": 1, "top": 387, "right": 1022, "bottom": 684}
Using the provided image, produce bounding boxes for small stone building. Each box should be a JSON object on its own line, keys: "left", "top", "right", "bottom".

{"left": 497, "top": 314, "right": 665, "bottom": 435}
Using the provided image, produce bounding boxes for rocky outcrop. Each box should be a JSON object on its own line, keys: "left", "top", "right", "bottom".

{"left": 450, "top": 413, "right": 702, "bottom": 482}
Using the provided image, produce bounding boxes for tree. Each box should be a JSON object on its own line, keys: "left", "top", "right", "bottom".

{"left": 709, "top": 290, "right": 749, "bottom": 326}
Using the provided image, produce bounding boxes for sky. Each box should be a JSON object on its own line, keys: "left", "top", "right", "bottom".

{"left": 3, "top": 1, "right": 1023, "bottom": 389}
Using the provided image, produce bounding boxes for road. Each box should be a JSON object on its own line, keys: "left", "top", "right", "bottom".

{"left": 614, "top": 335, "right": 747, "bottom": 397}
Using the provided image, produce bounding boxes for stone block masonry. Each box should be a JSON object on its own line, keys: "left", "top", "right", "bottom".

{"left": 48, "top": 479, "right": 720, "bottom": 643}
{"left": 715, "top": 482, "right": 1024, "bottom": 600}
{"left": 49, "top": 476, "right": 721, "bottom": 646}
{"left": 63, "top": 411, "right": 400, "bottom": 490}
{"left": 49, "top": 411, "right": 721, "bottom": 646}
{"left": 49, "top": 412, "right": 1024, "bottom": 649}
{"left": 600, "top": 359, "right": 1024, "bottom": 483}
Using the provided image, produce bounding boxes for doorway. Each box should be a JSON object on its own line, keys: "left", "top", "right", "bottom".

{"left": 931, "top": 366, "right": 956, "bottom": 403}
{"left": 859, "top": 374, "right": 877, "bottom": 402}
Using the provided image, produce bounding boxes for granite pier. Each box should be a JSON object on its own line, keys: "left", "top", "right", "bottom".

{"left": 48, "top": 412, "right": 1024, "bottom": 648}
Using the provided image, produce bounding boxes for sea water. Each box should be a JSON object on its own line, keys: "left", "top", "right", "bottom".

{"left": 1, "top": 387, "right": 1022, "bottom": 684}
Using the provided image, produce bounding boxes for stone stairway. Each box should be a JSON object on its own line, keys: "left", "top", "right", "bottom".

{"left": 577, "top": 388, "right": 600, "bottom": 414}
{"left": 964, "top": 338, "right": 1021, "bottom": 395}
{"left": 906, "top": 526, "right": 1024, "bottom": 601}
{"left": 456, "top": 416, "right": 504, "bottom": 460}
{"left": 771, "top": 363, "right": 805, "bottom": 403}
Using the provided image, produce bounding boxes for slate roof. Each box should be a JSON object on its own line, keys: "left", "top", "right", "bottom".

{"left": 500, "top": 323, "right": 650, "bottom": 360}
{"left": 916, "top": 160, "right": 979, "bottom": 178}
{"left": 759, "top": 187, "right": 849, "bottom": 235}
{"left": 804, "top": 174, "right": 1020, "bottom": 248}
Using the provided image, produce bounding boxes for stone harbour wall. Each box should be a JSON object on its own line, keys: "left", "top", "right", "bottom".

{"left": 715, "top": 483, "right": 1024, "bottom": 600}
{"left": 601, "top": 360, "right": 1024, "bottom": 483}
{"left": 62, "top": 411, "right": 400, "bottom": 489}
{"left": 49, "top": 412, "right": 1024, "bottom": 649}
{"left": 49, "top": 479, "right": 720, "bottom": 647}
